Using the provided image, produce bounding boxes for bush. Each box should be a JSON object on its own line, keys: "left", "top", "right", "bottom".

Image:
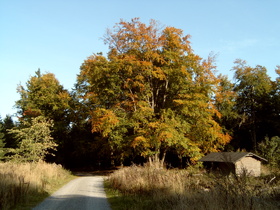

{"left": 258, "top": 136, "right": 280, "bottom": 167}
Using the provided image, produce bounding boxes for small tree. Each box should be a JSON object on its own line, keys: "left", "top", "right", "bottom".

{"left": 7, "top": 116, "right": 57, "bottom": 162}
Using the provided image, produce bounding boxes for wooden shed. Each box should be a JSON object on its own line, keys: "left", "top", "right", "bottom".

{"left": 199, "top": 152, "right": 267, "bottom": 176}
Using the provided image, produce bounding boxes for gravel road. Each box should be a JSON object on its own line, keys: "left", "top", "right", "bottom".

{"left": 33, "top": 176, "right": 111, "bottom": 210}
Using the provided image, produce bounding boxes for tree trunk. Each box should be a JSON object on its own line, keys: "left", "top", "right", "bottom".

{"left": 160, "top": 151, "right": 166, "bottom": 167}
{"left": 178, "top": 154, "right": 183, "bottom": 169}
{"left": 148, "top": 152, "right": 165, "bottom": 168}
{"left": 110, "top": 151, "right": 115, "bottom": 167}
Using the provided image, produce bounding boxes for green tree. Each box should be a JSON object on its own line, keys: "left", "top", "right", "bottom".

{"left": 270, "top": 66, "right": 280, "bottom": 136}
{"left": 0, "top": 120, "right": 6, "bottom": 160}
{"left": 16, "top": 69, "right": 71, "bottom": 161}
{"left": 76, "top": 18, "right": 231, "bottom": 165}
{"left": 2, "top": 115, "right": 17, "bottom": 149}
{"left": 214, "top": 74, "right": 239, "bottom": 150}
{"left": 233, "top": 59, "right": 273, "bottom": 151}
{"left": 7, "top": 116, "right": 57, "bottom": 162}
{"left": 258, "top": 136, "right": 280, "bottom": 167}
{"left": 16, "top": 69, "right": 71, "bottom": 122}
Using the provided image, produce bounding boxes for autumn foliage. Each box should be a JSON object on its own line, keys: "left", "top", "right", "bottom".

{"left": 8, "top": 18, "right": 280, "bottom": 168}
{"left": 77, "top": 18, "right": 231, "bottom": 164}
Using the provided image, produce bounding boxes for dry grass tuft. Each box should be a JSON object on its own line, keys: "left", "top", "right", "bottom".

{"left": 0, "top": 161, "right": 72, "bottom": 210}
{"left": 107, "top": 164, "right": 280, "bottom": 210}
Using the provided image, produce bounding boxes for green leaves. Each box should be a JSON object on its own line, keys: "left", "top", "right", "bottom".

{"left": 0, "top": 124, "right": 6, "bottom": 160}
{"left": 258, "top": 136, "right": 280, "bottom": 167}
{"left": 7, "top": 116, "right": 57, "bottom": 162}
{"left": 15, "top": 69, "right": 72, "bottom": 161}
{"left": 76, "top": 18, "right": 231, "bottom": 163}
{"left": 232, "top": 59, "right": 274, "bottom": 150}
{"left": 16, "top": 69, "right": 71, "bottom": 121}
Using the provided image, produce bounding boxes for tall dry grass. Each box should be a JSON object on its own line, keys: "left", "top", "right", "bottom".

{"left": 107, "top": 165, "right": 280, "bottom": 210}
{"left": 0, "top": 161, "right": 72, "bottom": 210}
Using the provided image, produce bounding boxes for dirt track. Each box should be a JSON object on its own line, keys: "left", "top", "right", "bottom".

{"left": 33, "top": 176, "right": 111, "bottom": 210}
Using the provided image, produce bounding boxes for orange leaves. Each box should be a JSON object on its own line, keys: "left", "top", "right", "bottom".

{"left": 90, "top": 108, "right": 119, "bottom": 137}
{"left": 23, "top": 109, "right": 41, "bottom": 117}
{"left": 131, "top": 136, "right": 149, "bottom": 148}
{"left": 124, "top": 77, "right": 146, "bottom": 92}
{"left": 76, "top": 18, "right": 234, "bottom": 162}
{"left": 104, "top": 18, "right": 162, "bottom": 57}
{"left": 152, "top": 67, "right": 166, "bottom": 80}
{"left": 162, "top": 27, "right": 192, "bottom": 54}
{"left": 188, "top": 116, "right": 232, "bottom": 154}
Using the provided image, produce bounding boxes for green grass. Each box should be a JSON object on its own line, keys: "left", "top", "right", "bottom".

{"left": 105, "top": 180, "right": 150, "bottom": 210}
{"left": 0, "top": 161, "right": 75, "bottom": 210}
{"left": 105, "top": 164, "right": 280, "bottom": 210}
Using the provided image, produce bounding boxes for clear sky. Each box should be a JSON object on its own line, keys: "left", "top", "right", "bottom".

{"left": 1, "top": 0, "right": 279, "bottom": 118}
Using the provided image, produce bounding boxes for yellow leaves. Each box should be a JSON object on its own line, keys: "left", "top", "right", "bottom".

{"left": 190, "top": 118, "right": 232, "bottom": 154}
{"left": 124, "top": 78, "right": 146, "bottom": 92}
{"left": 152, "top": 67, "right": 166, "bottom": 80}
{"left": 275, "top": 65, "right": 280, "bottom": 76}
{"left": 158, "top": 130, "right": 173, "bottom": 142}
{"left": 76, "top": 18, "right": 235, "bottom": 162}
{"left": 209, "top": 102, "right": 222, "bottom": 119}
{"left": 105, "top": 18, "right": 162, "bottom": 56}
{"left": 131, "top": 136, "right": 150, "bottom": 148}
{"left": 148, "top": 122, "right": 159, "bottom": 129}
{"left": 162, "top": 27, "right": 192, "bottom": 54}
{"left": 173, "top": 99, "right": 184, "bottom": 105}
{"left": 90, "top": 108, "right": 119, "bottom": 137}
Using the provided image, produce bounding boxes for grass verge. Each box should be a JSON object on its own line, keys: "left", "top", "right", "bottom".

{"left": 105, "top": 165, "right": 280, "bottom": 210}
{"left": 0, "top": 161, "right": 75, "bottom": 210}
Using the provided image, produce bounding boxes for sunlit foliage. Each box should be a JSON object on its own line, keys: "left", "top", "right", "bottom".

{"left": 77, "top": 18, "right": 231, "bottom": 164}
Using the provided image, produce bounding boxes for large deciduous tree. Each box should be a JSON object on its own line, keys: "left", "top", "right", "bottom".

{"left": 214, "top": 74, "right": 238, "bottom": 142}
{"left": 232, "top": 59, "right": 273, "bottom": 151}
{"left": 76, "top": 18, "right": 231, "bottom": 165}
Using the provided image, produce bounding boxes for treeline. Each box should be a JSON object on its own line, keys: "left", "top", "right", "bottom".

{"left": 0, "top": 18, "right": 279, "bottom": 169}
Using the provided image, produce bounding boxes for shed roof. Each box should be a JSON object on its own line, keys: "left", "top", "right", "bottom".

{"left": 199, "top": 152, "right": 267, "bottom": 163}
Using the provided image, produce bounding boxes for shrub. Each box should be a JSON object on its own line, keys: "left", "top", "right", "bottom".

{"left": 258, "top": 136, "right": 280, "bottom": 168}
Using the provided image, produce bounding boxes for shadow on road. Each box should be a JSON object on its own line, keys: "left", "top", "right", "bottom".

{"left": 33, "top": 176, "right": 111, "bottom": 210}
{"left": 33, "top": 194, "right": 110, "bottom": 210}
{"left": 72, "top": 170, "right": 114, "bottom": 177}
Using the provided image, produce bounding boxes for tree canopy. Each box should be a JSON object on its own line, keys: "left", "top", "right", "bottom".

{"left": 16, "top": 69, "right": 71, "bottom": 120}
{"left": 2, "top": 18, "right": 279, "bottom": 168}
{"left": 16, "top": 69, "right": 71, "bottom": 141}
{"left": 76, "top": 18, "right": 231, "bottom": 164}
{"left": 233, "top": 59, "right": 273, "bottom": 151}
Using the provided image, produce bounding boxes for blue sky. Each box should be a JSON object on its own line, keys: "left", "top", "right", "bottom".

{"left": 1, "top": 0, "right": 279, "bottom": 118}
